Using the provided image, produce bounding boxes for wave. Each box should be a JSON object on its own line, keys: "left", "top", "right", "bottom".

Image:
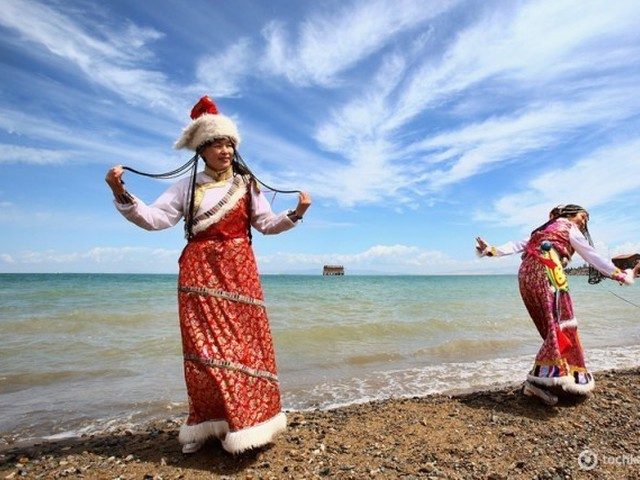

{"left": 412, "top": 338, "right": 525, "bottom": 361}
{"left": 344, "top": 352, "right": 405, "bottom": 366}
{"left": 275, "top": 318, "right": 465, "bottom": 347}
{"left": 0, "top": 368, "right": 136, "bottom": 394}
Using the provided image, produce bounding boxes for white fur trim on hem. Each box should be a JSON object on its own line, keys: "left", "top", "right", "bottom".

{"left": 179, "top": 419, "right": 228, "bottom": 445}
{"left": 527, "top": 373, "right": 595, "bottom": 395}
{"left": 221, "top": 412, "right": 287, "bottom": 454}
{"left": 179, "top": 412, "right": 287, "bottom": 454}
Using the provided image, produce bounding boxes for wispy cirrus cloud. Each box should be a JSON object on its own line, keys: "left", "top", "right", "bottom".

{"left": 0, "top": 107, "right": 184, "bottom": 170}
{"left": 306, "top": 0, "right": 640, "bottom": 205}
{"left": 0, "top": 0, "right": 182, "bottom": 114}
{"left": 411, "top": 83, "right": 640, "bottom": 189}
{"left": 195, "top": 38, "right": 255, "bottom": 98}
{"left": 0, "top": 144, "right": 75, "bottom": 165}
{"left": 1, "top": 0, "right": 639, "bottom": 221}
{"left": 261, "top": 0, "right": 457, "bottom": 87}
{"left": 388, "top": 0, "right": 640, "bottom": 132}
{"left": 476, "top": 138, "right": 640, "bottom": 237}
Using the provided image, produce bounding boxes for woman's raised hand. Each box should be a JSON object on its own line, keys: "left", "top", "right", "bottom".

{"left": 105, "top": 165, "right": 125, "bottom": 195}
{"left": 295, "top": 191, "right": 312, "bottom": 218}
{"left": 475, "top": 236, "right": 489, "bottom": 255}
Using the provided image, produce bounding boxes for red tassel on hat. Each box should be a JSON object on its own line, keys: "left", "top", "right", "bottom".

{"left": 190, "top": 95, "right": 218, "bottom": 119}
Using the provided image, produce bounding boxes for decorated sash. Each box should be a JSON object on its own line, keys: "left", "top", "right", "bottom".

{"left": 527, "top": 241, "right": 573, "bottom": 353}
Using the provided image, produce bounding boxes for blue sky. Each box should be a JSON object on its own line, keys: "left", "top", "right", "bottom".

{"left": 1, "top": 0, "right": 639, "bottom": 274}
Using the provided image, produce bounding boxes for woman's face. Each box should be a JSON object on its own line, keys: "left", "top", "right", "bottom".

{"left": 201, "top": 138, "right": 234, "bottom": 171}
{"left": 569, "top": 211, "right": 589, "bottom": 230}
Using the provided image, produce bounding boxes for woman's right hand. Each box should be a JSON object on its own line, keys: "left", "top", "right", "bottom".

{"left": 105, "top": 165, "right": 125, "bottom": 195}
{"left": 475, "top": 236, "right": 489, "bottom": 255}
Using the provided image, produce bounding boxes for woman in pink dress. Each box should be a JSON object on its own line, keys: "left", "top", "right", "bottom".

{"left": 105, "top": 96, "right": 311, "bottom": 453}
{"left": 477, "top": 205, "right": 638, "bottom": 405}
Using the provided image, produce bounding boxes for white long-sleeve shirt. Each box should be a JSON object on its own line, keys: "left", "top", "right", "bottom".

{"left": 114, "top": 171, "right": 296, "bottom": 235}
{"left": 484, "top": 224, "right": 633, "bottom": 283}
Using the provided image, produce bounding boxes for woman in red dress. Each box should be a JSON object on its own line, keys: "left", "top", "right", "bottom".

{"left": 106, "top": 96, "right": 311, "bottom": 454}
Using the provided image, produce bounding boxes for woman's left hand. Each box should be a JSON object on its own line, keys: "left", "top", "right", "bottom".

{"left": 295, "top": 191, "right": 312, "bottom": 218}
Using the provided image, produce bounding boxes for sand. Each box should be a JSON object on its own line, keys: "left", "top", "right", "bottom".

{"left": 1, "top": 367, "right": 639, "bottom": 479}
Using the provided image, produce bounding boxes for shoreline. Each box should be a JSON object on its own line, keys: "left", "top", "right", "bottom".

{"left": 2, "top": 367, "right": 639, "bottom": 479}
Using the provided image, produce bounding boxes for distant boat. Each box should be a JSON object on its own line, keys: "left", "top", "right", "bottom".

{"left": 323, "top": 265, "right": 344, "bottom": 276}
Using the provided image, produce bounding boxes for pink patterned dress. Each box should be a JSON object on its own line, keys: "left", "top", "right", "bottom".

{"left": 518, "top": 219, "right": 593, "bottom": 394}
{"left": 484, "top": 217, "right": 634, "bottom": 395}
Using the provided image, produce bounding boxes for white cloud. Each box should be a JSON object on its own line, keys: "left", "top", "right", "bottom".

{"left": 0, "top": 144, "right": 75, "bottom": 165}
{"left": 304, "top": 0, "right": 640, "bottom": 205}
{"left": 261, "top": 0, "right": 457, "bottom": 86}
{"left": 0, "top": 243, "right": 510, "bottom": 274}
{"left": 0, "top": 254, "right": 15, "bottom": 264}
{"left": 0, "top": 0, "right": 182, "bottom": 114}
{"left": 4, "top": 238, "right": 636, "bottom": 274}
{"left": 389, "top": 0, "right": 640, "bottom": 131}
{"left": 411, "top": 85, "right": 640, "bottom": 188}
{"left": 195, "top": 38, "right": 254, "bottom": 98}
{"left": 0, "top": 109, "right": 183, "bottom": 170}
{"left": 301, "top": 53, "right": 414, "bottom": 205}
{"left": 257, "top": 243, "right": 515, "bottom": 274}
{"left": 610, "top": 242, "right": 640, "bottom": 257}
{"left": 1, "top": 247, "right": 180, "bottom": 273}
{"left": 479, "top": 138, "right": 640, "bottom": 229}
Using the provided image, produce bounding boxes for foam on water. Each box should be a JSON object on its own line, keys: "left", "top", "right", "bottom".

{"left": 282, "top": 344, "right": 640, "bottom": 411}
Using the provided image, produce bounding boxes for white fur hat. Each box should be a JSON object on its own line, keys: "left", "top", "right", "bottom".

{"left": 174, "top": 96, "right": 241, "bottom": 150}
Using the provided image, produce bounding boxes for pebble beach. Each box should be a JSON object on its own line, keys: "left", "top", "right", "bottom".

{"left": 2, "top": 367, "right": 638, "bottom": 480}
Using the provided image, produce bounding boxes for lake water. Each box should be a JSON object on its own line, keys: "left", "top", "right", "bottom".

{"left": 1, "top": 273, "right": 638, "bottom": 444}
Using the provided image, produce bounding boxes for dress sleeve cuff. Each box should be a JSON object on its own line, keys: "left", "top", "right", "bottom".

{"left": 612, "top": 268, "right": 635, "bottom": 285}
{"left": 113, "top": 191, "right": 135, "bottom": 205}
{"left": 476, "top": 246, "right": 497, "bottom": 257}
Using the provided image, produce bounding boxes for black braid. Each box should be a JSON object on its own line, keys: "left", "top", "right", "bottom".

{"left": 184, "top": 156, "right": 200, "bottom": 240}
{"left": 233, "top": 151, "right": 301, "bottom": 194}
{"left": 122, "top": 154, "right": 198, "bottom": 180}
{"left": 230, "top": 150, "right": 300, "bottom": 245}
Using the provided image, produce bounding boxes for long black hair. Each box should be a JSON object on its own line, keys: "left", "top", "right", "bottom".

{"left": 531, "top": 204, "right": 603, "bottom": 284}
{"left": 122, "top": 139, "right": 301, "bottom": 240}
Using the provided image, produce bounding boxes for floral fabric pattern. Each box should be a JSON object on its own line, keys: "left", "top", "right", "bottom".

{"left": 177, "top": 190, "right": 282, "bottom": 434}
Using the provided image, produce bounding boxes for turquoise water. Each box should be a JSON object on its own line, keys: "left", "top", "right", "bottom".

{"left": 1, "top": 273, "right": 639, "bottom": 443}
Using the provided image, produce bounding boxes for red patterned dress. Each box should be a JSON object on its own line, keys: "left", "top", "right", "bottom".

{"left": 114, "top": 172, "right": 295, "bottom": 453}
{"left": 178, "top": 183, "right": 285, "bottom": 452}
